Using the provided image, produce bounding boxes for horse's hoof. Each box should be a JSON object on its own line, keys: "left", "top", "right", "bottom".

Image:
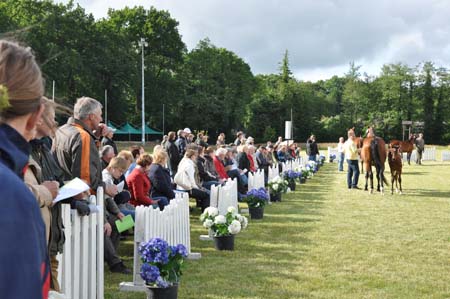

{"left": 369, "top": 189, "right": 374, "bottom": 194}
{"left": 391, "top": 191, "right": 394, "bottom": 195}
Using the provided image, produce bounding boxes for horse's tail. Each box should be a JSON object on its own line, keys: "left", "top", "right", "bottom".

{"left": 371, "top": 138, "right": 389, "bottom": 186}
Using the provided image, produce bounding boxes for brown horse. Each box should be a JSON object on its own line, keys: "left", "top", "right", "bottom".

{"left": 388, "top": 145, "right": 403, "bottom": 194}
{"left": 359, "top": 136, "right": 389, "bottom": 194}
{"left": 389, "top": 134, "right": 416, "bottom": 165}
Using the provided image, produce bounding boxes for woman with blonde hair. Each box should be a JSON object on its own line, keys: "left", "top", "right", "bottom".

{"left": 174, "top": 147, "right": 210, "bottom": 211}
{"left": 0, "top": 40, "right": 50, "bottom": 298}
{"left": 148, "top": 149, "right": 175, "bottom": 201}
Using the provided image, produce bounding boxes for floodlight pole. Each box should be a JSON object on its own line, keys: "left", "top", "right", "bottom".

{"left": 104, "top": 89, "right": 108, "bottom": 124}
{"left": 140, "top": 37, "right": 148, "bottom": 145}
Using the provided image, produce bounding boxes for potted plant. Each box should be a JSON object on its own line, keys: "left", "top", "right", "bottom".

{"left": 139, "top": 238, "right": 188, "bottom": 299}
{"left": 267, "top": 176, "right": 288, "bottom": 202}
{"left": 199, "top": 206, "right": 248, "bottom": 250}
{"left": 329, "top": 153, "right": 336, "bottom": 163}
{"left": 244, "top": 187, "right": 269, "bottom": 219}
{"left": 319, "top": 155, "right": 326, "bottom": 166}
{"left": 282, "top": 170, "right": 301, "bottom": 191}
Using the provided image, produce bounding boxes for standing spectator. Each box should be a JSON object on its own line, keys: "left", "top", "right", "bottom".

{"left": 176, "top": 128, "right": 189, "bottom": 157}
{"left": 256, "top": 146, "right": 270, "bottom": 183}
{"left": 127, "top": 153, "right": 168, "bottom": 210}
{"left": 337, "top": 137, "right": 345, "bottom": 171}
{"left": 415, "top": 133, "right": 425, "bottom": 165}
{"left": 100, "top": 145, "right": 115, "bottom": 170}
{"left": 234, "top": 131, "right": 243, "bottom": 146}
{"left": 344, "top": 129, "right": 360, "bottom": 189}
{"left": 165, "top": 131, "right": 181, "bottom": 176}
{"left": 277, "top": 144, "right": 288, "bottom": 163}
{"left": 161, "top": 135, "right": 168, "bottom": 147}
{"left": 53, "top": 96, "right": 125, "bottom": 273}
{"left": 0, "top": 39, "right": 50, "bottom": 298}
{"left": 196, "top": 132, "right": 208, "bottom": 148}
{"left": 101, "top": 127, "right": 118, "bottom": 155}
{"left": 148, "top": 150, "right": 175, "bottom": 201}
{"left": 306, "top": 135, "right": 319, "bottom": 161}
{"left": 216, "top": 133, "right": 226, "bottom": 146}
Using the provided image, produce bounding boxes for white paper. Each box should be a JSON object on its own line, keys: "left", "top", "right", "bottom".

{"left": 116, "top": 181, "right": 124, "bottom": 193}
{"left": 53, "top": 177, "right": 90, "bottom": 203}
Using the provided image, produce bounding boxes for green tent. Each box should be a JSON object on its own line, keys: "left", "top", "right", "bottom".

{"left": 107, "top": 121, "right": 125, "bottom": 134}
{"left": 116, "top": 122, "right": 141, "bottom": 134}
{"left": 144, "top": 124, "right": 163, "bottom": 135}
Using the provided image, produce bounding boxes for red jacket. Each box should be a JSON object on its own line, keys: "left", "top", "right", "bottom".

{"left": 247, "top": 153, "right": 256, "bottom": 172}
{"left": 126, "top": 168, "right": 155, "bottom": 206}
{"left": 213, "top": 155, "right": 229, "bottom": 179}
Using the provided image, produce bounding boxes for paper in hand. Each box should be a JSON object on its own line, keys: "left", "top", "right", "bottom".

{"left": 116, "top": 181, "right": 124, "bottom": 193}
{"left": 53, "top": 178, "right": 90, "bottom": 203}
{"left": 115, "top": 214, "right": 134, "bottom": 233}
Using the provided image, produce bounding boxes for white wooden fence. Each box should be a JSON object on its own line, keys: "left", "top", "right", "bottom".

{"left": 268, "top": 164, "right": 279, "bottom": 182}
{"left": 282, "top": 158, "right": 302, "bottom": 172}
{"left": 248, "top": 169, "right": 265, "bottom": 191}
{"left": 402, "top": 147, "right": 436, "bottom": 162}
{"left": 56, "top": 187, "right": 104, "bottom": 299}
{"left": 210, "top": 178, "right": 238, "bottom": 215}
{"left": 120, "top": 192, "right": 197, "bottom": 292}
{"left": 442, "top": 151, "right": 450, "bottom": 161}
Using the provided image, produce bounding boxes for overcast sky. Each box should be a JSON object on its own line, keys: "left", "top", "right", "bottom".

{"left": 57, "top": 0, "right": 450, "bottom": 82}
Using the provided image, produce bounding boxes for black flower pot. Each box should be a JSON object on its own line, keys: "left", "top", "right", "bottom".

{"left": 249, "top": 206, "right": 264, "bottom": 219}
{"left": 214, "top": 235, "right": 235, "bottom": 251}
{"left": 288, "top": 179, "right": 296, "bottom": 191}
{"left": 270, "top": 192, "right": 281, "bottom": 202}
{"left": 299, "top": 177, "right": 306, "bottom": 184}
{"left": 146, "top": 284, "right": 178, "bottom": 299}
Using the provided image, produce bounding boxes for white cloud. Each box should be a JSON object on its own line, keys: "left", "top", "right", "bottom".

{"left": 56, "top": 0, "right": 450, "bottom": 81}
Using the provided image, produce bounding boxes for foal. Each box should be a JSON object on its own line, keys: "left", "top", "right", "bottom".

{"left": 388, "top": 145, "right": 403, "bottom": 194}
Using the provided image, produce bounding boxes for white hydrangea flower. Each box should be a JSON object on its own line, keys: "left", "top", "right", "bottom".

{"left": 203, "top": 219, "right": 213, "bottom": 228}
{"left": 214, "top": 215, "right": 226, "bottom": 224}
{"left": 227, "top": 206, "right": 237, "bottom": 215}
{"left": 228, "top": 220, "right": 241, "bottom": 234}
{"left": 238, "top": 215, "right": 248, "bottom": 229}
{"left": 206, "top": 207, "right": 219, "bottom": 217}
{"left": 272, "top": 183, "right": 279, "bottom": 191}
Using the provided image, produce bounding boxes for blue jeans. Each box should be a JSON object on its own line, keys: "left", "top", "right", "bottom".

{"left": 346, "top": 159, "right": 360, "bottom": 188}
{"left": 338, "top": 152, "right": 345, "bottom": 171}
{"left": 308, "top": 155, "right": 316, "bottom": 162}
{"left": 202, "top": 181, "right": 220, "bottom": 190}
{"left": 152, "top": 196, "right": 169, "bottom": 211}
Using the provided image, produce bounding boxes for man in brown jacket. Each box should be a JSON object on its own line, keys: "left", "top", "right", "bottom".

{"left": 53, "top": 96, "right": 130, "bottom": 274}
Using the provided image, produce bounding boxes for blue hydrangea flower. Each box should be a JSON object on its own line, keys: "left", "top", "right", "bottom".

{"left": 139, "top": 238, "right": 169, "bottom": 264}
{"left": 140, "top": 263, "right": 160, "bottom": 283}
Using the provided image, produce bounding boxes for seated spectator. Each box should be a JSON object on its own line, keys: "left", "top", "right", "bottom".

{"left": 174, "top": 148, "right": 210, "bottom": 211}
{"left": 247, "top": 145, "right": 257, "bottom": 172}
{"left": 101, "top": 145, "right": 115, "bottom": 170}
{"left": 196, "top": 145, "right": 221, "bottom": 190}
{"left": 165, "top": 131, "right": 180, "bottom": 177}
{"left": 213, "top": 147, "right": 229, "bottom": 180}
{"left": 216, "top": 133, "right": 226, "bottom": 146}
{"left": 126, "top": 153, "right": 169, "bottom": 210}
{"left": 114, "top": 151, "right": 135, "bottom": 219}
{"left": 101, "top": 127, "right": 118, "bottom": 155}
{"left": 148, "top": 150, "right": 175, "bottom": 201}
{"left": 277, "top": 144, "right": 287, "bottom": 163}
{"left": 204, "top": 146, "right": 220, "bottom": 179}
{"left": 125, "top": 145, "right": 143, "bottom": 178}
{"left": 236, "top": 145, "right": 251, "bottom": 174}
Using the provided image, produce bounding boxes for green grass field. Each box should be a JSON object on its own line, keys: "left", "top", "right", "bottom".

{"left": 105, "top": 159, "right": 450, "bottom": 299}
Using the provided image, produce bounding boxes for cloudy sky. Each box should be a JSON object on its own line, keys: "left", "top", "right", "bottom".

{"left": 57, "top": 0, "right": 450, "bottom": 81}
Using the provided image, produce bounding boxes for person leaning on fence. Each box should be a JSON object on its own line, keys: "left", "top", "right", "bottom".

{"left": 415, "top": 133, "right": 425, "bottom": 165}
{"left": 344, "top": 129, "right": 360, "bottom": 189}
{"left": 337, "top": 137, "right": 345, "bottom": 171}
{"left": 174, "top": 148, "right": 210, "bottom": 211}
{"left": 0, "top": 39, "right": 50, "bottom": 299}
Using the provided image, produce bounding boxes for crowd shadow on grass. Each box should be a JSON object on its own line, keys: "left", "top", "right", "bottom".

{"left": 403, "top": 188, "right": 450, "bottom": 199}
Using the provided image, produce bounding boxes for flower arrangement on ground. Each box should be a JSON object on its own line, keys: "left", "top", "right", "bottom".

{"left": 200, "top": 206, "right": 248, "bottom": 237}
{"left": 301, "top": 166, "right": 313, "bottom": 179}
{"left": 329, "top": 153, "right": 336, "bottom": 162}
{"left": 319, "top": 155, "right": 326, "bottom": 165}
{"left": 282, "top": 170, "right": 302, "bottom": 181}
{"left": 268, "top": 176, "right": 289, "bottom": 194}
{"left": 245, "top": 187, "right": 269, "bottom": 208}
{"left": 307, "top": 161, "right": 318, "bottom": 173}
{"left": 139, "top": 238, "right": 188, "bottom": 288}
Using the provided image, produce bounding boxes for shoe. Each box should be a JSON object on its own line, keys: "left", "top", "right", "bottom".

{"left": 110, "top": 262, "right": 132, "bottom": 274}
{"left": 352, "top": 186, "right": 361, "bottom": 190}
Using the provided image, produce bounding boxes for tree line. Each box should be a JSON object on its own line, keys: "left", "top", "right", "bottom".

{"left": 1, "top": 0, "right": 449, "bottom": 144}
